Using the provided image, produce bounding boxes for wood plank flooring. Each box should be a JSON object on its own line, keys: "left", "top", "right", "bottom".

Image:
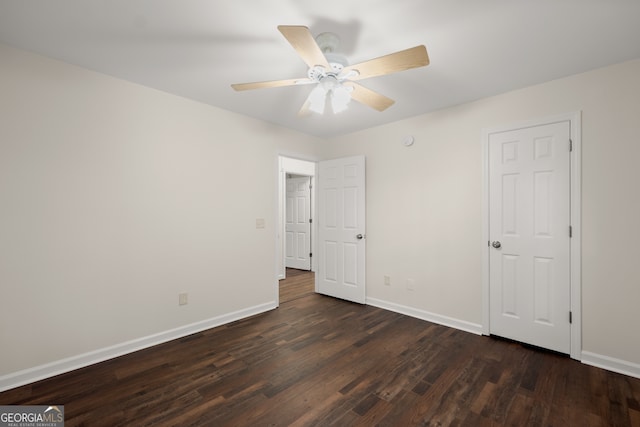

{"left": 2, "top": 270, "right": 640, "bottom": 426}
{"left": 279, "top": 268, "right": 315, "bottom": 303}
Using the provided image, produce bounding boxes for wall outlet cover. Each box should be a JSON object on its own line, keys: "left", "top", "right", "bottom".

{"left": 406, "top": 278, "right": 415, "bottom": 291}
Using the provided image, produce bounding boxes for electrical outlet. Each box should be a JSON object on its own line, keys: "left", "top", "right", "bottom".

{"left": 406, "top": 278, "right": 415, "bottom": 291}
{"left": 384, "top": 275, "right": 391, "bottom": 286}
{"left": 179, "top": 293, "right": 188, "bottom": 306}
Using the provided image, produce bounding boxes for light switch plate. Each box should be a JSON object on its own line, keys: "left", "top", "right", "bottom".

{"left": 179, "top": 293, "right": 188, "bottom": 306}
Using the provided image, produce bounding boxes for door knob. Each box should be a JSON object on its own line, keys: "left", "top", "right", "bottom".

{"left": 356, "top": 234, "right": 364, "bottom": 240}
{"left": 491, "top": 241, "right": 501, "bottom": 249}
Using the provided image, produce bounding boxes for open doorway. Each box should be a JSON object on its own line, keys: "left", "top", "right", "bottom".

{"left": 280, "top": 268, "right": 315, "bottom": 303}
{"left": 276, "top": 155, "right": 366, "bottom": 306}
{"left": 277, "top": 156, "right": 316, "bottom": 282}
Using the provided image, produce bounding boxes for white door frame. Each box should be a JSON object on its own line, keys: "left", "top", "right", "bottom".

{"left": 277, "top": 155, "right": 317, "bottom": 283}
{"left": 481, "top": 112, "right": 582, "bottom": 360}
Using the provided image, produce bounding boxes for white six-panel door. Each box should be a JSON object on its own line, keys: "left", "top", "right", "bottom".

{"left": 489, "top": 121, "right": 571, "bottom": 353}
{"left": 317, "top": 156, "right": 366, "bottom": 304}
{"left": 285, "top": 176, "right": 311, "bottom": 270}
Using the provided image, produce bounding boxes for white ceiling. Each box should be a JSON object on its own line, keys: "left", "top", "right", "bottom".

{"left": 1, "top": 1, "right": 640, "bottom": 138}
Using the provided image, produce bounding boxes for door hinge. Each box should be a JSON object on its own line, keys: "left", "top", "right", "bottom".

{"left": 488, "top": 240, "right": 490, "bottom": 247}
{"left": 569, "top": 139, "right": 573, "bottom": 152}
{"left": 309, "top": 252, "right": 313, "bottom": 258}
{"left": 569, "top": 225, "right": 573, "bottom": 238}
{"left": 309, "top": 218, "right": 313, "bottom": 224}
{"left": 569, "top": 311, "right": 573, "bottom": 324}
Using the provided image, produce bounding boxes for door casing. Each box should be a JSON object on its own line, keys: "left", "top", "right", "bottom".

{"left": 277, "top": 156, "right": 317, "bottom": 284}
{"left": 481, "top": 112, "right": 582, "bottom": 360}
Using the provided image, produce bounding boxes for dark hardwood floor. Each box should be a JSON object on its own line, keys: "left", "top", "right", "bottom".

{"left": 2, "top": 270, "right": 640, "bottom": 426}
{"left": 280, "top": 267, "right": 315, "bottom": 303}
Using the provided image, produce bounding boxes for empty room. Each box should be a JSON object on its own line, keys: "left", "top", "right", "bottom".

{"left": 1, "top": 1, "right": 640, "bottom": 425}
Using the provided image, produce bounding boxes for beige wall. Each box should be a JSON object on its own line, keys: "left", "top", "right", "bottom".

{"left": 0, "top": 43, "right": 322, "bottom": 377}
{"left": 321, "top": 59, "right": 640, "bottom": 366}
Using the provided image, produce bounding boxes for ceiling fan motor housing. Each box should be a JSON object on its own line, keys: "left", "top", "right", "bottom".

{"left": 315, "top": 32, "right": 341, "bottom": 53}
{"left": 305, "top": 32, "right": 348, "bottom": 83}
{"left": 307, "top": 60, "right": 345, "bottom": 82}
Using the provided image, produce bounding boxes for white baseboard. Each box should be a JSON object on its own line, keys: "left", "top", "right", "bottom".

{"left": 366, "top": 299, "right": 640, "bottom": 380}
{"left": 0, "top": 301, "right": 277, "bottom": 392}
{"left": 366, "top": 297, "right": 483, "bottom": 336}
{"left": 6, "top": 299, "right": 638, "bottom": 392}
{"left": 581, "top": 351, "right": 640, "bottom": 379}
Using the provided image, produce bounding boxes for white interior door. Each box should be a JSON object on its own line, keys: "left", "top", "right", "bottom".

{"left": 489, "top": 121, "right": 571, "bottom": 353}
{"left": 285, "top": 176, "right": 311, "bottom": 270}
{"left": 317, "top": 156, "right": 366, "bottom": 304}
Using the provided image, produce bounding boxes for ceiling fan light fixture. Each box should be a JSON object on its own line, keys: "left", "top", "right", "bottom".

{"left": 331, "top": 85, "right": 351, "bottom": 114}
{"left": 308, "top": 85, "right": 327, "bottom": 114}
{"left": 320, "top": 75, "right": 339, "bottom": 90}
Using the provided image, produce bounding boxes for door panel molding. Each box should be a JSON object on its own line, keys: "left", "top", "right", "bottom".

{"left": 316, "top": 156, "right": 366, "bottom": 304}
{"left": 482, "top": 112, "right": 581, "bottom": 360}
{"left": 285, "top": 176, "right": 311, "bottom": 270}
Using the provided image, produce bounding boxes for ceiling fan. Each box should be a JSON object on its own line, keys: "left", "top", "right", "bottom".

{"left": 231, "top": 26, "right": 429, "bottom": 115}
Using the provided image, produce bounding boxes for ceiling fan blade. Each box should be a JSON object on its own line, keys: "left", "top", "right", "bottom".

{"left": 345, "top": 82, "right": 395, "bottom": 112}
{"left": 298, "top": 99, "right": 312, "bottom": 117}
{"left": 278, "top": 25, "right": 331, "bottom": 70}
{"left": 231, "top": 78, "right": 312, "bottom": 91}
{"left": 343, "top": 45, "right": 429, "bottom": 81}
